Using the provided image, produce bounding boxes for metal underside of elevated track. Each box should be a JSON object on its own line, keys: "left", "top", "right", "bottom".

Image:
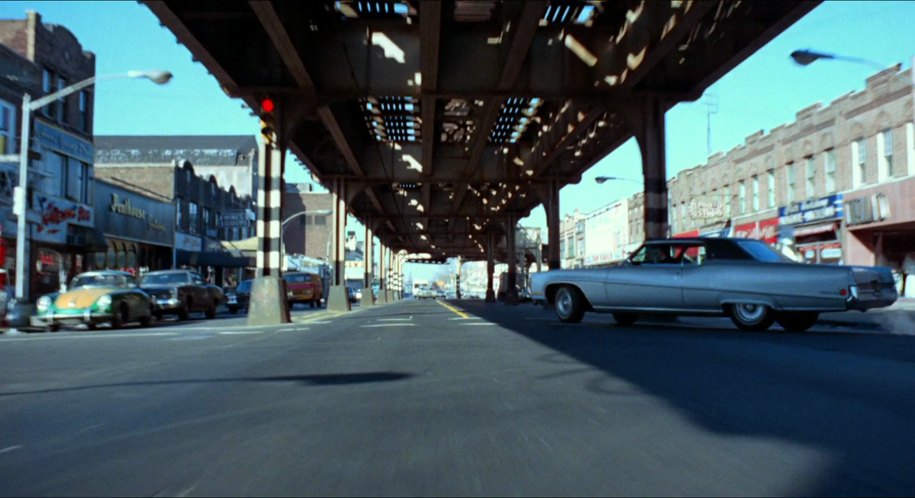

{"left": 144, "top": 0, "right": 818, "bottom": 260}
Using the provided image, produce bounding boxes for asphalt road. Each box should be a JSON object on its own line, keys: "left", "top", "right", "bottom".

{"left": 1, "top": 300, "right": 914, "bottom": 496}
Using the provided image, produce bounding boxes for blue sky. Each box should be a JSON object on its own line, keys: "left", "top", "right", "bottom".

{"left": 2, "top": 1, "right": 915, "bottom": 280}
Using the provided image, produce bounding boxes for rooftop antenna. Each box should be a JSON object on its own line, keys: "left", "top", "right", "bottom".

{"left": 702, "top": 91, "right": 718, "bottom": 158}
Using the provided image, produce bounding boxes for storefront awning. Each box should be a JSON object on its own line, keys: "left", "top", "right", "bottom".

{"left": 794, "top": 222, "right": 839, "bottom": 238}
{"left": 73, "top": 225, "right": 109, "bottom": 252}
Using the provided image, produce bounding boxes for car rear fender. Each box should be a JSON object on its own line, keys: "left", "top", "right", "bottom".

{"left": 719, "top": 296, "right": 780, "bottom": 312}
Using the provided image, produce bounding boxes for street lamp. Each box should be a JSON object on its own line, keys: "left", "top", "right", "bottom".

{"left": 280, "top": 209, "right": 332, "bottom": 270}
{"left": 595, "top": 175, "right": 642, "bottom": 184}
{"left": 8, "top": 70, "right": 172, "bottom": 331}
{"left": 790, "top": 49, "right": 884, "bottom": 71}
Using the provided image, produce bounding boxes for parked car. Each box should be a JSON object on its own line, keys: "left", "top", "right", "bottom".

{"left": 284, "top": 272, "right": 323, "bottom": 308}
{"left": 531, "top": 237, "right": 898, "bottom": 332}
{"left": 226, "top": 279, "right": 253, "bottom": 314}
{"left": 140, "top": 269, "right": 225, "bottom": 320}
{"left": 34, "top": 270, "right": 154, "bottom": 331}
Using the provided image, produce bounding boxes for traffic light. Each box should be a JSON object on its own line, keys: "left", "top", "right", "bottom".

{"left": 260, "top": 97, "right": 276, "bottom": 145}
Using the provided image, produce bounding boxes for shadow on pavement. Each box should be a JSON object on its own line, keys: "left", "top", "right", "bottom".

{"left": 453, "top": 300, "right": 915, "bottom": 496}
{"left": 0, "top": 371, "right": 414, "bottom": 397}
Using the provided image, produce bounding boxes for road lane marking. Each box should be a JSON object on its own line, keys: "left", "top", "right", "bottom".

{"left": 219, "top": 331, "right": 264, "bottom": 335}
{"left": 276, "top": 327, "right": 310, "bottom": 333}
{"left": 461, "top": 323, "right": 496, "bottom": 326}
{"left": 0, "top": 332, "right": 178, "bottom": 342}
{"left": 437, "top": 300, "right": 469, "bottom": 319}
{"left": 449, "top": 316, "right": 481, "bottom": 321}
{"left": 377, "top": 317, "right": 413, "bottom": 321}
{"left": 0, "top": 446, "right": 23, "bottom": 454}
{"left": 360, "top": 323, "right": 416, "bottom": 328}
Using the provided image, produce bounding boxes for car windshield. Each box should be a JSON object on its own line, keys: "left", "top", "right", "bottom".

{"left": 284, "top": 274, "right": 308, "bottom": 283}
{"left": 736, "top": 240, "right": 790, "bottom": 262}
{"left": 71, "top": 274, "right": 135, "bottom": 289}
{"left": 140, "top": 273, "right": 189, "bottom": 285}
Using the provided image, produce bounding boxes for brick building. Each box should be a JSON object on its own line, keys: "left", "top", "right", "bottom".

{"left": 658, "top": 63, "right": 915, "bottom": 293}
{"left": 282, "top": 183, "right": 332, "bottom": 262}
{"left": 94, "top": 135, "right": 257, "bottom": 286}
{"left": 0, "top": 11, "right": 100, "bottom": 299}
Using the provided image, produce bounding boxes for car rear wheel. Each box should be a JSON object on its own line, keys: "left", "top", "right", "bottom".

{"left": 46, "top": 323, "right": 60, "bottom": 332}
{"left": 776, "top": 312, "right": 819, "bottom": 332}
{"left": 729, "top": 303, "right": 776, "bottom": 332}
{"left": 205, "top": 301, "right": 217, "bottom": 319}
{"left": 139, "top": 312, "right": 152, "bottom": 328}
{"left": 612, "top": 312, "right": 638, "bottom": 326}
{"left": 228, "top": 306, "right": 238, "bottom": 315}
{"left": 554, "top": 286, "right": 585, "bottom": 324}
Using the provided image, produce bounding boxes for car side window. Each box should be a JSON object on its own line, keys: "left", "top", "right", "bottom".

{"left": 192, "top": 273, "right": 204, "bottom": 285}
{"left": 631, "top": 245, "right": 678, "bottom": 265}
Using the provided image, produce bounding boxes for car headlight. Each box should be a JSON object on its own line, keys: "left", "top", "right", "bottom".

{"left": 96, "top": 295, "right": 112, "bottom": 308}
{"left": 36, "top": 296, "right": 52, "bottom": 313}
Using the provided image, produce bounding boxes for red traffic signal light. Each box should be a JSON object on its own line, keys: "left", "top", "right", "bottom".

{"left": 261, "top": 97, "right": 275, "bottom": 114}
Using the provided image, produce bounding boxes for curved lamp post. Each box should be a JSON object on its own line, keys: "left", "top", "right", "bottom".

{"left": 280, "top": 209, "right": 332, "bottom": 270}
{"left": 595, "top": 175, "right": 642, "bottom": 184}
{"left": 790, "top": 49, "right": 884, "bottom": 71}
{"left": 9, "top": 70, "right": 172, "bottom": 331}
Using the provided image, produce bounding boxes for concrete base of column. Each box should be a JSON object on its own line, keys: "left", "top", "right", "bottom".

{"left": 385, "top": 290, "right": 394, "bottom": 303}
{"left": 377, "top": 290, "right": 388, "bottom": 304}
{"left": 327, "top": 285, "right": 352, "bottom": 312}
{"left": 362, "top": 288, "right": 376, "bottom": 306}
{"left": 247, "top": 276, "right": 291, "bottom": 326}
{"left": 504, "top": 288, "right": 519, "bottom": 305}
{"left": 485, "top": 289, "right": 496, "bottom": 303}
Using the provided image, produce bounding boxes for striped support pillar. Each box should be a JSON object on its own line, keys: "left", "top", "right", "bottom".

{"left": 505, "top": 214, "right": 519, "bottom": 304}
{"left": 332, "top": 179, "right": 347, "bottom": 286}
{"left": 485, "top": 231, "right": 496, "bottom": 303}
{"left": 634, "top": 98, "right": 669, "bottom": 240}
{"left": 256, "top": 139, "right": 283, "bottom": 276}
{"left": 546, "top": 180, "right": 561, "bottom": 270}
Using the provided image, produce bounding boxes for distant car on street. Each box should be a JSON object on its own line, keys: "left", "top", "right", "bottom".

{"left": 284, "top": 272, "right": 323, "bottom": 308}
{"left": 348, "top": 287, "right": 363, "bottom": 303}
{"left": 531, "top": 237, "right": 898, "bottom": 332}
{"left": 414, "top": 285, "right": 436, "bottom": 299}
{"left": 226, "top": 279, "right": 252, "bottom": 314}
{"left": 140, "top": 269, "right": 225, "bottom": 320}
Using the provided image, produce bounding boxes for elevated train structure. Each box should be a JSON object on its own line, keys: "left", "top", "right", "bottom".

{"left": 144, "top": 0, "right": 818, "bottom": 309}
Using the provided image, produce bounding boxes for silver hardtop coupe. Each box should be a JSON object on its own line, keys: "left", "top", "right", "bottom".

{"left": 530, "top": 237, "right": 897, "bottom": 332}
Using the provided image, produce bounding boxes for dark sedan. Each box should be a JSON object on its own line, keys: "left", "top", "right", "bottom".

{"left": 226, "top": 279, "right": 252, "bottom": 314}
{"left": 140, "top": 269, "right": 225, "bottom": 320}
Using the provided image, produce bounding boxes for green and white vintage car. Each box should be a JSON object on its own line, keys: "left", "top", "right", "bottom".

{"left": 35, "top": 270, "right": 154, "bottom": 331}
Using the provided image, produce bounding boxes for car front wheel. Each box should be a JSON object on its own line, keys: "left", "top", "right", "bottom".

{"left": 776, "top": 312, "right": 819, "bottom": 332}
{"left": 554, "top": 286, "right": 585, "bottom": 324}
{"left": 729, "top": 303, "right": 775, "bottom": 332}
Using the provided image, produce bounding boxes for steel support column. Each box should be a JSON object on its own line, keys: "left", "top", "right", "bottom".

{"left": 327, "top": 178, "right": 351, "bottom": 311}
{"left": 630, "top": 98, "right": 669, "bottom": 240}
{"left": 485, "top": 232, "right": 496, "bottom": 303}
{"left": 455, "top": 256, "right": 462, "bottom": 299}
{"left": 363, "top": 222, "right": 375, "bottom": 306}
{"left": 505, "top": 214, "right": 519, "bottom": 305}
{"left": 546, "top": 180, "right": 561, "bottom": 270}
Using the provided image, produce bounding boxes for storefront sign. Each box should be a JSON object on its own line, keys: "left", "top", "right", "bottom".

{"left": 175, "top": 232, "right": 202, "bottom": 252}
{"left": 778, "top": 193, "right": 844, "bottom": 226}
{"left": 33, "top": 194, "right": 93, "bottom": 243}
{"left": 110, "top": 194, "right": 147, "bottom": 220}
{"left": 219, "top": 211, "right": 249, "bottom": 228}
{"left": 33, "top": 121, "right": 94, "bottom": 163}
{"left": 687, "top": 198, "right": 725, "bottom": 220}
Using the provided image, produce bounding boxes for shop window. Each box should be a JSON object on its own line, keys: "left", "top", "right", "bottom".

{"left": 188, "top": 201, "right": 199, "bottom": 235}
{"left": 94, "top": 251, "right": 106, "bottom": 270}
{"left": 57, "top": 76, "right": 68, "bottom": 124}
{"left": 42, "top": 68, "right": 54, "bottom": 118}
{"left": 853, "top": 138, "right": 867, "bottom": 186}
{"left": 65, "top": 159, "right": 90, "bottom": 203}
{"left": 751, "top": 176, "right": 759, "bottom": 212}
{"left": 738, "top": 181, "right": 746, "bottom": 215}
{"left": 785, "top": 163, "right": 795, "bottom": 203}
{"left": 824, "top": 150, "right": 836, "bottom": 193}
{"left": 767, "top": 171, "right": 775, "bottom": 208}
{"left": 44, "top": 152, "right": 66, "bottom": 197}
{"left": 805, "top": 156, "right": 816, "bottom": 199}
{"left": 0, "top": 101, "right": 14, "bottom": 154}
{"left": 79, "top": 91, "right": 91, "bottom": 132}
{"left": 880, "top": 128, "right": 893, "bottom": 180}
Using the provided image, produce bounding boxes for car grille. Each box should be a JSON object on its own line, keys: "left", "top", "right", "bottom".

{"left": 149, "top": 290, "right": 173, "bottom": 300}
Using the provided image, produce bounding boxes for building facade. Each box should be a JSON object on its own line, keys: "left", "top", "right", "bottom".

{"left": 661, "top": 63, "right": 915, "bottom": 282}
{"left": 94, "top": 136, "right": 257, "bottom": 286}
{"left": 282, "top": 183, "right": 332, "bottom": 261}
{"left": 0, "top": 11, "right": 98, "bottom": 299}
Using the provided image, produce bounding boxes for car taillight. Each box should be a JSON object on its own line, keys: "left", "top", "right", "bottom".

{"left": 839, "top": 288, "right": 847, "bottom": 296}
